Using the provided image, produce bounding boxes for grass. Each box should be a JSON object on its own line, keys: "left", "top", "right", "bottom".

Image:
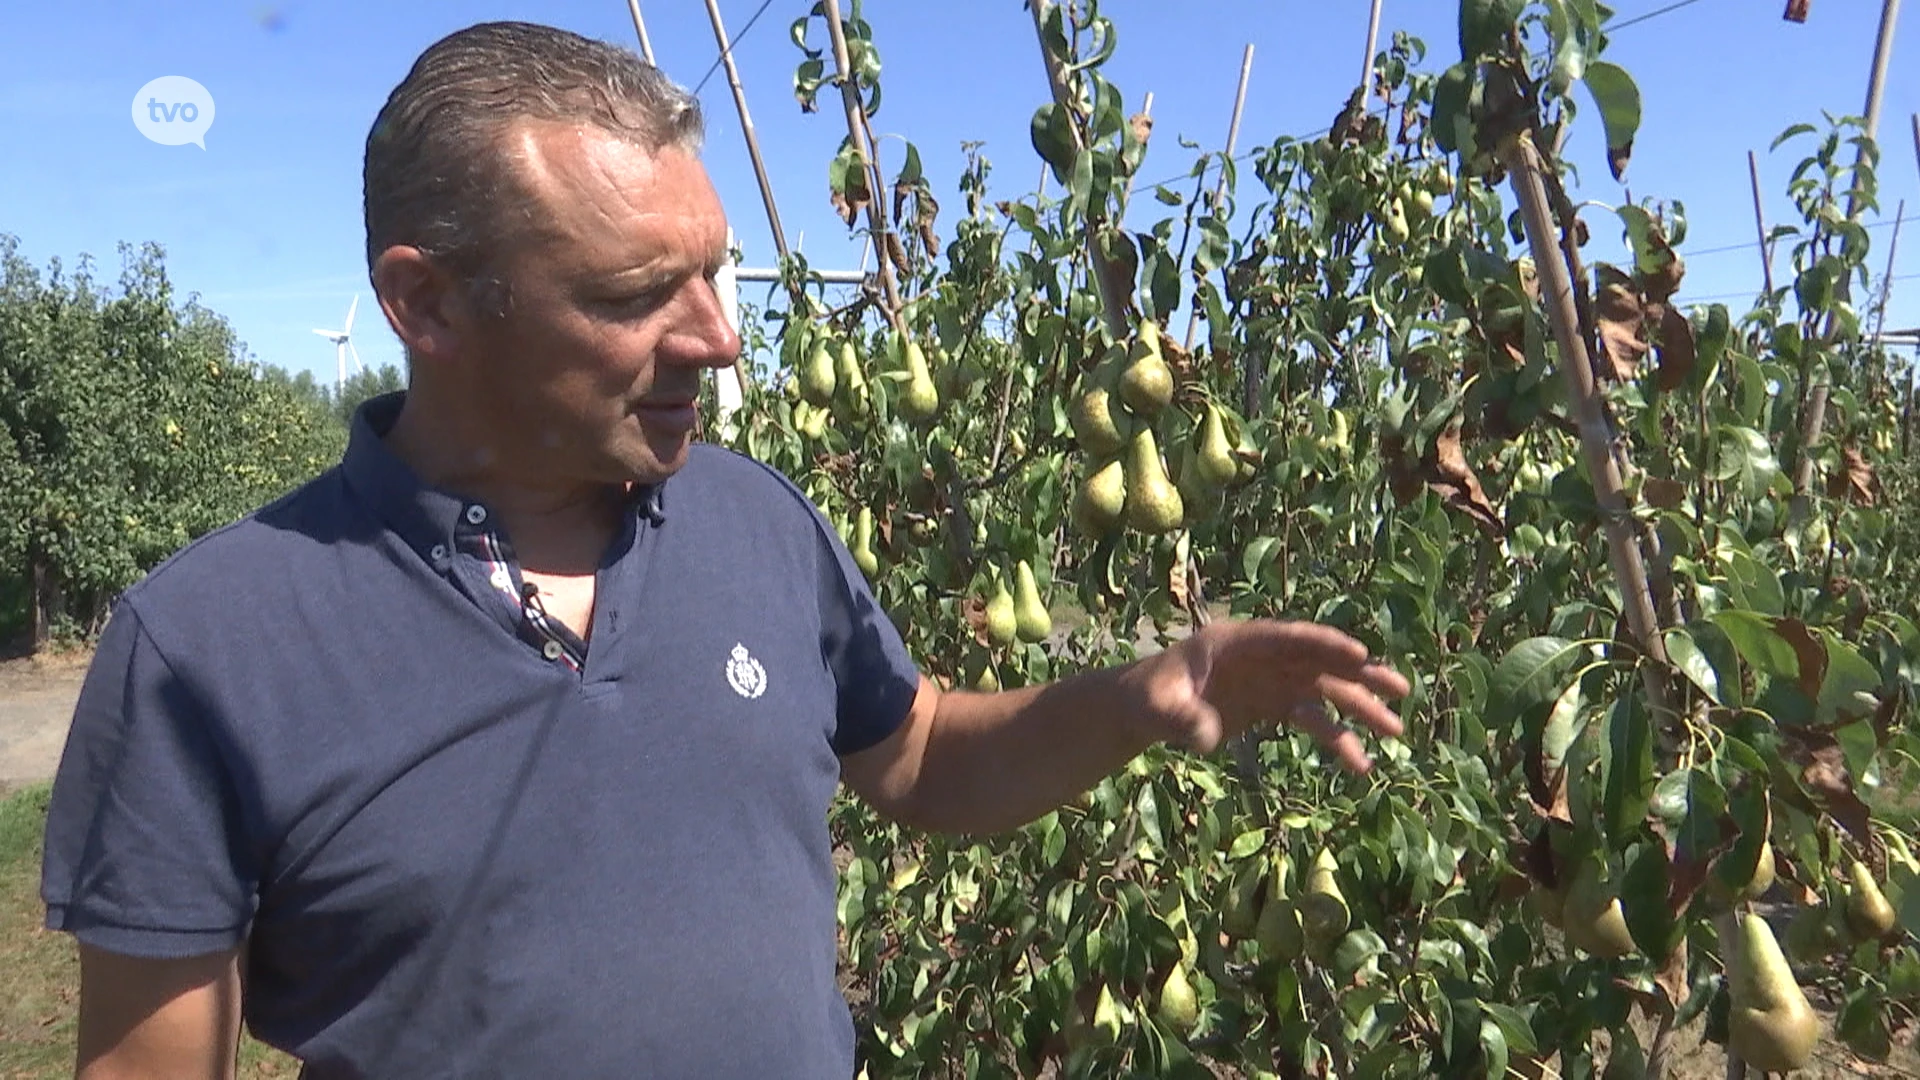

{"left": 0, "top": 783, "right": 298, "bottom": 1079}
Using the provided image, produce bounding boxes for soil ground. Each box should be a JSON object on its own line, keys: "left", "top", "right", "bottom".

{"left": 0, "top": 648, "right": 89, "bottom": 797}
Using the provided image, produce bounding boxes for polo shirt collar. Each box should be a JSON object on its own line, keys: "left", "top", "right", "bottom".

{"left": 342, "top": 391, "right": 666, "bottom": 559}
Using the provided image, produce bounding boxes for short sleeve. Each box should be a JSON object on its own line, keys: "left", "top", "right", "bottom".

{"left": 41, "top": 600, "right": 258, "bottom": 958}
{"left": 743, "top": 458, "right": 920, "bottom": 756}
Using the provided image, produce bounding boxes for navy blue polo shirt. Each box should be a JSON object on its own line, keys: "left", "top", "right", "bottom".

{"left": 41, "top": 391, "right": 921, "bottom": 1078}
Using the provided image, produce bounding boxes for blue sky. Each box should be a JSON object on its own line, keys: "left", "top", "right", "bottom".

{"left": 2, "top": 0, "right": 1915, "bottom": 389}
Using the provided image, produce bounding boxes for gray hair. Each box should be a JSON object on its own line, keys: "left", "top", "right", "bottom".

{"left": 362, "top": 21, "right": 703, "bottom": 318}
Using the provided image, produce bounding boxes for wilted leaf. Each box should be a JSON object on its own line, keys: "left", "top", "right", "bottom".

{"left": 1799, "top": 740, "right": 1875, "bottom": 846}
{"left": 1643, "top": 477, "right": 1687, "bottom": 508}
{"left": 1593, "top": 264, "right": 1647, "bottom": 379}
{"left": 1428, "top": 424, "right": 1504, "bottom": 537}
{"left": 1582, "top": 61, "right": 1641, "bottom": 180}
{"left": 1772, "top": 617, "right": 1826, "bottom": 699}
{"left": 1654, "top": 304, "right": 1694, "bottom": 391}
{"left": 1825, "top": 445, "right": 1877, "bottom": 505}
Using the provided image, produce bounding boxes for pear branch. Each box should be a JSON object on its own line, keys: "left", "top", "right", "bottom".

{"left": 1498, "top": 130, "right": 1674, "bottom": 721}
{"left": 822, "top": 0, "right": 903, "bottom": 330}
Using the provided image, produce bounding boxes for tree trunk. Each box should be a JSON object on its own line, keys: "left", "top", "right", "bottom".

{"left": 28, "top": 555, "right": 52, "bottom": 654}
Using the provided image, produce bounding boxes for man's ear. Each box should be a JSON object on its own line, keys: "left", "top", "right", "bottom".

{"left": 371, "top": 247, "right": 468, "bottom": 368}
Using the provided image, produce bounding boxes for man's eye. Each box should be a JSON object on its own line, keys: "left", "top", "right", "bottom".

{"left": 605, "top": 290, "right": 664, "bottom": 312}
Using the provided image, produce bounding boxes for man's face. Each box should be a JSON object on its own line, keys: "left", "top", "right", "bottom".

{"left": 457, "top": 122, "right": 741, "bottom": 486}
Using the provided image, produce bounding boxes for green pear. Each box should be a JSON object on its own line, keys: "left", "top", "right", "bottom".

{"left": 1725, "top": 912, "right": 1820, "bottom": 1073}
{"left": 984, "top": 574, "right": 1017, "bottom": 648}
{"left": 1221, "top": 859, "right": 1265, "bottom": 940}
{"left": 851, "top": 507, "right": 879, "bottom": 580}
{"left": 835, "top": 338, "right": 868, "bottom": 411}
{"left": 1299, "top": 848, "right": 1350, "bottom": 945}
{"left": 1563, "top": 860, "right": 1636, "bottom": 959}
{"left": 1012, "top": 560, "right": 1052, "bottom": 643}
{"left": 1383, "top": 199, "right": 1411, "bottom": 244}
{"left": 1072, "top": 459, "right": 1127, "bottom": 538}
{"left": 1843, "top": 859, "right": 1897, "bottom": 941}
{"left": 1155, "top": 964, "right": 1199, "bottom": 1034}
{"left": 1119, "top": 322, "right": 1174, "bottom": 416}
{"left": 800, "top": 335, "right": 837, "bottom": 406}
{"left": 1255, "top": 855, "right": 1306, "bottom": 962}
{"left": 1709, "top": 842, "right": 1777, "bottom": 907}
{"left": 1069, "top": 386, "right": 1130, "bottom": 456}
{"left": 1194, "top": 404, "right": 1238, "bottom": 489}
{"left": 1091, "top": 983, "right": 1123, "bottom": 1045}
{"left": 1123, "top": 429, "right": 1184, "bottom": 535}
{"left": 897, "top": 333, "right": 940, "bottom": 423}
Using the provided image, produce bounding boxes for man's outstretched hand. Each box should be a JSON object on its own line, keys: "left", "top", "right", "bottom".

{"left": 1136, "top": 620, "right": 1412, "bottom": 771}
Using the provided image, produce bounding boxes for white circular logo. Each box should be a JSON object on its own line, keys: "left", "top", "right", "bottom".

{"left": 725, "top": 643, "right": 766, "bottom": 700}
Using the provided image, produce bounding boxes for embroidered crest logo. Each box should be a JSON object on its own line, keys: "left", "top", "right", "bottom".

{"left": 725, "top": 643, "right": 767, "bottom": 700}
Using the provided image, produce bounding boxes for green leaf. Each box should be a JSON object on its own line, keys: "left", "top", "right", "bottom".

{"left": 1479, "top": 1002, "right": 1539, "bottom": 1056}
{"left": 1713, "top": 426, "right": 1780, "bottom": 496}
{"left": 1602, "top": 695, "right": 1655, "bottom": 840}
{"left": 1431, "top": 63, "right": 1478, "bottom": 155}
{"left": 1582, "top": 61, "right": 1641, "bottom": 181}
{"left": 1226, "top": 828, "right": 1268, "bottom": 861}
{"left": 1459, "top": 0, "right": 1523, "bottom": 61}
{"left": 1029, "top": 103, "right": 1077, "bottom": 183}
{"left": 1493, "top": 636, "right": 1583, "bottom": 716}
{"left": 1621, "top": 841, "right": 1681, "bottom": 959}
{"left": 1663, "top": 628, "right": 1720, "bottom": 703}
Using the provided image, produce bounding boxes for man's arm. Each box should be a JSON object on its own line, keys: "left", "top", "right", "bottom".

{"left": 75, "top": 944, "right": 243, "bottom": 1080}
{"left": 841, "top": 619, "right": 1411, "bottom": 835}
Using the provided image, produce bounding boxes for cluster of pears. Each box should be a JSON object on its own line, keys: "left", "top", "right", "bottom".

{"left": 791, "top": 321, "right": 941, "bottom": 436}
{"left": 983, "top": 560, "right": 1053, "bottom": 648}
{"left": 1532, "top": 858, "right": 1636, "bottom": 960}
{"left": 1223, "top": 848, "right": 1350, "bottom": 964}
{"left": 1070, "top": 319, "right": 1245, "bottom": 538}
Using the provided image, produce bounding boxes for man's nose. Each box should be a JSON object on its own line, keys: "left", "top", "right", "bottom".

{"left": 656, "top": 277, "right": 743, "bottom": 370}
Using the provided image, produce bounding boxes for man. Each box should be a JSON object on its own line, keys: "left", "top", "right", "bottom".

{"left": 42, "top": 21, "right": 1409, "bottom": 1080}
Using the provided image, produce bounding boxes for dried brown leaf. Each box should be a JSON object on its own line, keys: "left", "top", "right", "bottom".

{"left": 1783, "top": 0, "right": 1810, "bottom": 21}
{"left": 1169, "top": 553, "right": 1190, "bottom": 611}
{"left": 1654, "top": 303, "right": 1695, "bottom": 391}
{"left": 961, "top": 595, "right": 989, "bottom": 647}
{"left": 1594, "top": 265, "right": 1648, "bottom": 380}
{"left": 1826, "top": 445, "right": 1877, "bottom": 505}
{"left": 886, "top": 232, "right": 911, "bottom": 279}
{"left": 1643, "top": 477, "right": 1687, "bottom": 509}
{"left": 1800, "top": 741, "right": 1875, "bottom": 846}
{"left": 1772, "top": 616, "right": 1826, "bottom": 699}
{"left": 1655, "top": 937, "right": 1690, "bottom": 1013}
{"left": 1127, "top": 111, "right": 1154, "bottom": 150}
{"left": 1429, "top": 425, "right": 1505, "bottom": 538}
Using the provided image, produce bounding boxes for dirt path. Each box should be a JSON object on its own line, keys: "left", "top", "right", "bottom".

{"left": 0, "top": 650, "right": 90, "bottom": 793}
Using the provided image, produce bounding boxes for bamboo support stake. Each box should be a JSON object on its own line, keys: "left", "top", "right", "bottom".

{"left": 1027, "top": 0, "right": 1131, "bottom": 341}
{"left": 1501, "top": 131, "right": 1674, "bottom": 715}
{"left": 1748, "top": 151, "right": 1775, "bottom": 296}
{"left": 625, "top": 0, "right": 657, "bottom": 66}
{"left": 822, "top": 0, "right": 904, "bottom": 326}
{"left": 1871, "top": 200, "right": 1905, "bottom": 344}
{"left": 1359, "top": 0, "right": 1385, "bottom": 99}
{"left": 1183, "top": 44, "right": 1255, "bottom": 353}
{"left": 703, "top": 0, "right": 790, "bottom": 268}
{"left": 1794, "top": 0, "right": 1902, "bottom": 496}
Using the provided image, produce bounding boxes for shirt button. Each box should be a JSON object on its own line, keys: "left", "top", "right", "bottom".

{"left": 491, "top": 569, "right": 513, "bottom": 591}
{"left": 542, "top": 640, "right": 564, "bottom": 661}
{"left": 429, "top": 543, "right": 448, "bottom": 560}
{"left": 465, "top": 505, "right": 488, "bottom": 525}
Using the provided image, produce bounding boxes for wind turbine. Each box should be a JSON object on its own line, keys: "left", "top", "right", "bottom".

{"left": 313, "top": 295, "right": 363, "bottom": 392}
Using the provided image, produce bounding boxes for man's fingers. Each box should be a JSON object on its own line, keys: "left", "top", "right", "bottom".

{"left": 1317, "top": 675, "right": 1407, "bottom": 740}
{"left": 1235, "top": 622, "right": 1413, "bottom": 700}
{"left": 1288, "top": 702, "right": 1374, "bottom": 774}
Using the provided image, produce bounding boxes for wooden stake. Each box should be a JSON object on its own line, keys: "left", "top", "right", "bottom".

{"left": 1748, "top": 150, "right": 1775, "bottom": 297}
{"left": 1359, "top": 0, "right": 1386, "bottom": 99}
{"left": 1183, "top": 44, "right": 1255, "bottom": 354}
{"left": 625, "top": 0, "right": 657, "bottom": 66}
{"left": 823, "top": 0, "right": 904, "bottom": 326}
{"left": 1870, "top": 199, "right": 1905, "bottom": 344}
{"left": 703, "top": 0, "right": 790, "bottom": 269}
{"left": 1500, "top": 131, "right": 1674, "bottom": 712}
